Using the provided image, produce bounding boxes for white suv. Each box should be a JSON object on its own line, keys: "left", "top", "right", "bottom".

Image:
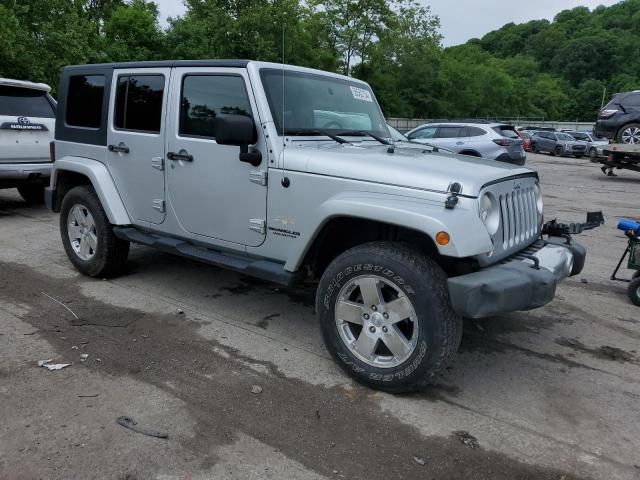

{"left": 0, "top": 78, "right": 56, "bottom": 204}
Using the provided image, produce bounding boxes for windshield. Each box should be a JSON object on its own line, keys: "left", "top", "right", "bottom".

{"left": 571, "top": 132, "right": 589, "bottom": 141}
{"left": 260, "top": 69, "right": 389, "bottom": 138}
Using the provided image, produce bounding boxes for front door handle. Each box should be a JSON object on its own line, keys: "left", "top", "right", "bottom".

{"left": 108, "top": 143, "right": 130, "bottom": 154}
{"left": 167, "top": 151, "right": 193, "bottom": 162}
{"left": 456, "top": 141, "right": 464, "bottom": 145}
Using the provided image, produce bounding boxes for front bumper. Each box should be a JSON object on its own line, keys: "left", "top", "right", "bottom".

{"left": 0, "top": 162, "right": 51, "bottom": 180}
{"left": 448, "top": 240, "right": 585, "bottom": 319}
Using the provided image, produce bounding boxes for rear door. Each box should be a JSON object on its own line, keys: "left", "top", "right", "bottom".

{"left": 106, "top": 68, "right": 170, "bottom": 225}
{"left": 0, "top": 85, "right": 55, "bottom": 164}
{"left": 434, "top": 126, "right": 466, "bottom": 151}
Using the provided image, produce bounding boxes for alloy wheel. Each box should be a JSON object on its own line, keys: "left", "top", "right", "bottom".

{"left": 335, "top": 275, "right": 419, "bottom": 368}
{"left": 67, "top": 204, "right": 98, "bottom": 261}
{"left": 621, "top": 127, "right": 640, "bottom": 144}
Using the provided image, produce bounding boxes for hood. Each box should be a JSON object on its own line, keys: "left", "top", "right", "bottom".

{"left": 282, "top": 140, "right": 534, "bottom": 196}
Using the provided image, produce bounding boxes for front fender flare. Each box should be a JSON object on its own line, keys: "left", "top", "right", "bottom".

{"left": 285, "top": 191, "right": 493, "bottom": 271}
{"left": 52, "top": 156, "right": 130, "bottom": 225}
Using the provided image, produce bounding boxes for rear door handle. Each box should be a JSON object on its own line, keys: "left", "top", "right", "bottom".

{"left": 108, "top": 143, "right": 130, "bottom": 154}
{"left": 167, "top": 151, "right": 193, "bottom": 162}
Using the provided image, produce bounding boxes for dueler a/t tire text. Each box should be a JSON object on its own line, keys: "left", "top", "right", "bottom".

{"left": 316, "top": 242, "right": 462, "bottom": 393}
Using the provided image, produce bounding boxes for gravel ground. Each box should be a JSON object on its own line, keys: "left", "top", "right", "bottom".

{"left": 0, "top": 152, "right": 639, "bottom": 480}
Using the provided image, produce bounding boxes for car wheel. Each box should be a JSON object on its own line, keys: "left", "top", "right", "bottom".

{"left": 17, "top": 183, "right": 45, "bottom": 205}
{"left": 531, "top": 143, "right": 539, "bottom": 153}
{"left": 60, "top": 185, "right": 129, "bottom": 277}
{"left": 628, "top": 277, "right": 640, "bottom": 307}
{"left": 617, "top": 123, "right": 640, "bottom": 144}
{"left": 589, "top": 147, "right": 598, "bottom": 159}
{"left": 554, "top": 146, "right": 564, "bottom": 157}
{"left": 316, "top": 242, "right": 462, "bottom": 393}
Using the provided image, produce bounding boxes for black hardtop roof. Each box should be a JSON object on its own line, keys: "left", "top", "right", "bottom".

{"left": 62, "top": 59, "right": 251, "bottom": 71}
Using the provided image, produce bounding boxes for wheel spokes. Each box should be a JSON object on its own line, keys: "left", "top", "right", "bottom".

{"left": 79, "top": 237, "right": 90, "bottom": 258}
{"left": 385, "top": 296, "right": 413, "bottom": 324}
{"left": 85, "top": 231, "right": 97, "bottom": 251}
{"left": 336, "top": 300, "right": 365, "bottom": 325}
{"left": 357, "top": 277, "right": 383, "bottom": 307}
{"left": 381, "top": 328, "right": 412, "bottom": 359}
{"left": 68, "top": 224, "right": 82, "bottom": 240}
{"left": 353, "top": 331, "right": 378, "bottom": 359}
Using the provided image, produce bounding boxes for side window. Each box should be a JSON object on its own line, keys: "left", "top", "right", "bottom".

{"left": 114, "top": 75, "right": 165, "bottom": 133}
{"left": 179, "top": 75, "right": 252, "bottom": 139}
{"left": 408, "top": 126, "right": 437, "bottom": 140}
{"left": 436, "top": 126, "right": 464, "bottom": 138}
{"left": 623, "top": 93, "right": 640, "bottom": 107}
{"left": 467, "top": 127, "right": 486, "bottom": 137}
{"left": 66, "top": 75, "right": 105, "bottom": 128}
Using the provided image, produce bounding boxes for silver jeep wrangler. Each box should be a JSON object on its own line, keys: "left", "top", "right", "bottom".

{"left": 47, "top": 60, "right": 586, "bottom": 392}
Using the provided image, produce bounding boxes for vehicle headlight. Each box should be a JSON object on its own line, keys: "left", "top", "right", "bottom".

{"left": 534, "top": 183, "right": 543, "bottom": 214}
{"left": 479, "top": 192, "right": 500, "bottom": 235}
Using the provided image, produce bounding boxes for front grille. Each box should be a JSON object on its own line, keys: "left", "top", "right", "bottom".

{"left": 498, "top": 187, "right": 538, "bottom": 249}
{"left": 481, "top": 175, "right": 541, "bottom": 264}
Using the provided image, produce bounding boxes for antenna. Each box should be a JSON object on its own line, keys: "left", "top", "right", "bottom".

{"left": 281, "top": 26, "right": 287, "bottom": 180}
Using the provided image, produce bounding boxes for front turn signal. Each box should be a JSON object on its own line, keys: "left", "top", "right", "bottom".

{"left": 436, "top": 231, "right": 450, "bottom": 246}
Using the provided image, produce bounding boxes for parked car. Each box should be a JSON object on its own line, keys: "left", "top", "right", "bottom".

{"left": 0, "top": 78, "right": 56, "bottom": 203}
{"left": 47, "top": 60, "right": 586, "bottom": 393}
{"left": 595, "top": 90, "right": 640, "bottom": 144}
{"left": 531, "top": 131, "right": 587, "bottom": 157}
{"left": 566, "top": 131, "right": 609, "bottom": 159}
{"left": 405, "top": 122, "right": 526, "bottom": 165}
{"left": 386, "top": 124, "right": 454, "bottom": 153}
{"left": 517, "top": 130, "right": 532, "bottom": 151}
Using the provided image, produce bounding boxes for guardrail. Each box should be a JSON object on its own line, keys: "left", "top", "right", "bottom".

{"left": 387, "top": 117, "right": 595, "bottom": 133}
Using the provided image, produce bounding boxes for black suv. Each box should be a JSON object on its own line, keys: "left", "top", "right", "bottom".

{"left": 594, "top": 90, "right": 640, "bottom": 144}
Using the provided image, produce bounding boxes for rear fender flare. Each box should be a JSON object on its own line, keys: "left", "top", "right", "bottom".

{"left": 52, "top": 156, "right": 130, "bottom": 225}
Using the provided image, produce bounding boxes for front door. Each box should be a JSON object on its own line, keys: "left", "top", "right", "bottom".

{"left": 106, "top": 68, "right": 170, "bottom": 225}
{"left": 165, "top": 68, "right": 267, "bottom": 247}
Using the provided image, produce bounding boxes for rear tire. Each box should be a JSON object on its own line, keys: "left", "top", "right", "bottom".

{"left": 60, "top": 185, "right": 129, "bottom": 277}
{"left": 554, "top": 146, "right": 564, "bottom": 157}
{"left": 617, "top": 123, "right": 640, "bottom": 144}
{"left": 316, "top": 242, "right": 462, "bottom": 393}
{"left": 17, "top": 183, "right": 45, "bottom": 205}
{"left": 531, "top": 143, "right": 539, "bottom": 154}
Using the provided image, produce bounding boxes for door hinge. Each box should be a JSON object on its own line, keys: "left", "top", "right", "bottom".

{"left": 152, "top": 199, "right": 165, "bottom": 213}
{"left": 248, "top": 218, "right": 266, "bottom": 234}
{"left": 249, "top": 170, "right": 268, "bottom": 186}
{"left": 151, "top": 156, "right": 164, "bottom": 171}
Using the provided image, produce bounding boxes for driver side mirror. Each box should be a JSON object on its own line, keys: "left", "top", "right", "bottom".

{"left": 214, "top": 114, "right": 262, "bottom": 166}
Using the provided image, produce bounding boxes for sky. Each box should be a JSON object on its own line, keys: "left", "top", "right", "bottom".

{"left": 153, "top": 0, "right": 622, "bottom": 47}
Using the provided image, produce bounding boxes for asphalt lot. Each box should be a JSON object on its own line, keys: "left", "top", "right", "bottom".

{"left": 1, "top": 152, "right": 639, "bottom": 480}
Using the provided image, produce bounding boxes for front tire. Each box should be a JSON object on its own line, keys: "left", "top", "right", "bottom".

{"left": 17, "top": 183, "right": 45, "bottom": 205}
{"left": 589, "top": 147, "right": 598, "bottom": 159}
{"left": 554, "top": 146, "right": 564, "bottom": 157}
{"left": 316, "top": 242, "right": 462, "bottom": 393}
{"left": 60, "top": 185, "right": 129, "bottom": 277}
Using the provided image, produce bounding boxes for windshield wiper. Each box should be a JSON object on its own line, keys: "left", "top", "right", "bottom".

{"left": 282, "top": 128, "right": 349, "bottom": 144}
{"left": 335, "top": 130, "right": 392, "bottom": 146}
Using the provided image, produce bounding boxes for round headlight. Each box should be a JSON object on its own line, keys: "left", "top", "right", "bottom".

{"left": 534, "top": 183, "right": 543, "bottom": 214}
{"left": 479, "top": 192, "right": 500, "bottom": 235}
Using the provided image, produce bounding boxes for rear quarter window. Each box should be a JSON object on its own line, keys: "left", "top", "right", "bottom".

{"left": 66, "top": 75, "right": 105, "bottom": 128}
{"left": 0, "top": 86, "right": 55, "bottom": 118}
{"left": 467, "top": 126, "right": 486, "bottom": 137}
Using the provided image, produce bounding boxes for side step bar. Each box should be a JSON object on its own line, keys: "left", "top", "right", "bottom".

{"left": 113, "top": 227, "right": 299, "bottom": 286}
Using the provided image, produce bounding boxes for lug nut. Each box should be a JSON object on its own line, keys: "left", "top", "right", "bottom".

{"left": 369, "top": 326, "right": 376, "bottom": 333}
{"left": 363, "top": 313, "right": 370, "bottom": 320}
{"left": 371, "top": 305, "right": 377, "bottom": 311}
{"left": 383, "top": 312, "right": 389, "bottom": 319}
{"left": 382, "top": 326, "right": 388, "bottom": 333}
